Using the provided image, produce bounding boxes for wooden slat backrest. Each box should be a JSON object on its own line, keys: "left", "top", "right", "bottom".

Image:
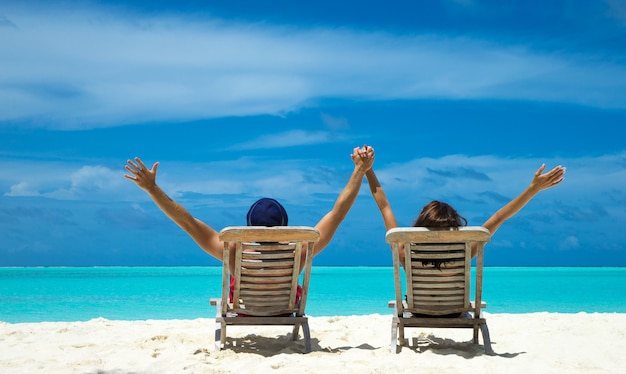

{"left": 406, "top": 242, "right": 470, "bottom": 314}
{"left": 219, "top": 226, "right": 320, "bottom": 317}
{"left": 386, "top": 227, "right": 490, "bottom": 316}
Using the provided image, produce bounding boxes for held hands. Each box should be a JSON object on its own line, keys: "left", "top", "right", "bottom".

{"left": 530, "top": 164, "right": 566, "bottom": 192}
{"left": 124, "top": 157, "right": 159, "bottom": 192}
{"left": 351, "top": 144, "right": 375, "bottom": 172}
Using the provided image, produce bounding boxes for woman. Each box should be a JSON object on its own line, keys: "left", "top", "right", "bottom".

{"left": 364, "top": 149, "right": 566, "bottom": 264}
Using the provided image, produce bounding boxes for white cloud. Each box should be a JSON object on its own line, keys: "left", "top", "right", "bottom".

{"left": 42, "top": 165, "right": 124, "bottom": 200}
{"left": 68, "top": 165, "right": 124, "bottom": 194}
{"left": 227, "top": 130, "right": 341, "bottom": 150}
{"left": 1, "top": 4, "right": 626, "bottom": 130}
{"left": 1, "top": 163, "right": 126, "bottom": 201}
{"left": 5, "top": 182, "right": 40, "bottom": 197}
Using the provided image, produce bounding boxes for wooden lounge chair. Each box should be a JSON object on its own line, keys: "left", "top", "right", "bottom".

{"left": 210, "top": 226, "right": 320, "bottom": 353}
{"left": 385, "top": 226, "right": 495, "bottom": 355}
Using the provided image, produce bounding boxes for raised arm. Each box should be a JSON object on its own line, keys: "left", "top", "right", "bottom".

{"left": 478, "top": 164, "right": 566, "bottom": 256}
{"left": 312, "top": 145, "right": 374, "bottom": 256}
{"left": 365, "top": 168, "right": 398, "bottom": 231}
{"left": 365, "top": 162, "right": 406, "bottom": 265}
{"left": 124, "top": 157, "right": 224, "bottom": 261}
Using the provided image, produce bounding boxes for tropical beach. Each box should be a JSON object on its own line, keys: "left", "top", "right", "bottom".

{"left": 2, "top": 267, "right": 626, "bottom": 373}
{"left": 2, "top": 1, "right": 626, "bottom": 373}
{"left": 2, "top": 313, "right": 626, "bottom": 373}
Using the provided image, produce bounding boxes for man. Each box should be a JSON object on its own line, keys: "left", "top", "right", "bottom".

{"left": 124, "top": 145, "right": 374, "bottom": 270}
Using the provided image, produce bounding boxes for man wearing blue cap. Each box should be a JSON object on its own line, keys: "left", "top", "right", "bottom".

{"left": 124, "top": 146, "right": 374, "bottom": 270}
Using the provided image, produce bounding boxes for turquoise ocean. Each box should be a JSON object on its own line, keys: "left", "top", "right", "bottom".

{"left": 1, "top": 267, "right": 625, "bottom": 323}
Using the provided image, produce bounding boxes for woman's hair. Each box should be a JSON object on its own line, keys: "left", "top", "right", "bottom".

{"left": 412, "top": 200, "right": 467, "bottom": 270}
{"left": 413, "top": 200, "right": 467, "bottom": 228}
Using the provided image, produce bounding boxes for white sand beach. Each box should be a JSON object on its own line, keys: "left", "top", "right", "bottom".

{"left": 2, "top": 313, "right": 625, "bottom": 373}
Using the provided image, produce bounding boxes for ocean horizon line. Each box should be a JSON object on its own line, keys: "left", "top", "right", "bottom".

{"left": 2, "top": 265, "right": 625, "bottom": 269}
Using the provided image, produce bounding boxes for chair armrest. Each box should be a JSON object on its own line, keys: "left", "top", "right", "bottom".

{"left": 470, "top": 301, "right": 487, "bottom": 308}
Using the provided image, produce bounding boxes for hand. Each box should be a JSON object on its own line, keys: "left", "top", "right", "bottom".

{"left": 530, "top": 164, "right": 566, "bottom": 192}
{"left": 124, "top": 157, "right": 160, "bottom": 192}
{"left": 351, "top": 144, "right": 374, "bottom": 172}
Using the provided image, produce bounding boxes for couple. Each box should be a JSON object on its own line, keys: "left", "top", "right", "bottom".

{"left": 124, "top": 146, "right": 565, "bottom": 270}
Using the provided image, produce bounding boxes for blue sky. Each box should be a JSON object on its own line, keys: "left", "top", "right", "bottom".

{"left": 1, "top": 0, "right": 625, "bottom": 267}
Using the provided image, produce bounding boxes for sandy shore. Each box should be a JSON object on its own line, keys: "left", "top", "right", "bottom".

{"left": 2, "top": 313, "right": 625, "bottom": 373}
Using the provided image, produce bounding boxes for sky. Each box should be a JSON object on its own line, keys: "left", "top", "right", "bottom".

{"left": 1, "top": 0, "right": 625, "bottom": 267}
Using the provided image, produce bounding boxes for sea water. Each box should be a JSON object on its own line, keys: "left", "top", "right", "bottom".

{"left": 1, "top": 267, "right": 625, "bottom": 323}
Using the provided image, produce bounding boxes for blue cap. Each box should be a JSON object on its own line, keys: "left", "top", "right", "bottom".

{"left": 246, "top": 198, "right": 288, "bottom": 226}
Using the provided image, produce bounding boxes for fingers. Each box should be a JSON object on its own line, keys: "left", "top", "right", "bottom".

{"left": 124, "top": 160, "right": 140, "bottom": 183}
{"left": 545, "top": 166, "right": 566, "bottom": 181}
{"left": 357, "top": 144, "right": 374, "bottom": 158}
{"left": 126, "top": 157, "right": 154, "bottom": 173}
{"left": 534, "top": 164, "right": 566, "bottom": 189}
{"left": 548, "top": 166, "right": 566, "bottom": 186}
{"left": 535, "top": 163, "right": 546, "bottom": 177}
{"left": 551, "top": 177, "right": 565, "bottom": 186}
{"left": 126, "top": 158, "right": 144, "bottom": 170}
{"left": 125, "top": 157, "right": 158, "bottom": 182}
{"left": 358, "top": 145, "right": 375, "bottom": 171}
{"left": 350, "top": 145, "right": 375, "bottom": 171}
{"left": 352, "top": 147, "right": 367, "bottom": 159}
{"left": 135, "top": 157, "right": 148, "bottom": 170}
{"left": 350, "top": 148, "right": 360, "bottom": 162}
{"left": 125, "top": 160, "right": 139, "bottom": 175}
{"left": 536, "top": 164, "right": 564, "bottom": 178}
{"left": 126, "top": 158, "right": 137, "bottom": 170}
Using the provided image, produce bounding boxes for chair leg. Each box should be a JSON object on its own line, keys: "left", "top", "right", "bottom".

{"left": 301, "top": 322, "right": 312, "bottom": 353}
{"left": 214, "top": 319, "right": 224, "bottom": 352}
{"left": 480, "top": 323, "right": 495, "bottom": 355}
{"left": 291, "top": 323, "right": 301, "bottom": 341}
{"left": 473, "top": 325, "right": 479, "bottom": 344}
{"left": 220, "top": 321, "right": 227, "bottom": 349}
{"left": 391, "top": 320, "right": 400, "bottom": 353}
{"left": 212, "top": 299, "right": 224, "bottom": 352}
